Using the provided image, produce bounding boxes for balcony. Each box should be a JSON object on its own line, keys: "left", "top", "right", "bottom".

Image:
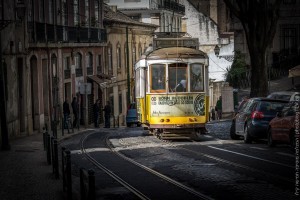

{"left": 28, "top": 22, "right": 107, "bottom": 44}
{"left": 158, "top": 0, "right": 185, "bottom": 15}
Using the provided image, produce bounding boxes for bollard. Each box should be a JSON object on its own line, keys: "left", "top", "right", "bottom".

{"left": 51, "top": 136, "right": 55, "bottom": 172}
{"left": 80, "top": 168, "right": 95, "bottom": 200}
{"left": 43, "top": 127, "right": 47, "bottom": 150}
{"left": 53, "top": 139, "right": 59, "bottom": 179}
{"left": 88, "top": 169, "right": 95, "bottom": 200}
{"left": 46, "top": 134, "right": 51, "bottom": 165}
{"left": 62, "top": 116, "right": 65, "bottom": 136}
{"left": 80, "top": 168, "right": 86, "bottom": 200}
{"left": 66, "top": 150, "right": 72, "bottom": 200}
{"left": 61, "top": 147, "right": 66, "bottom": 191}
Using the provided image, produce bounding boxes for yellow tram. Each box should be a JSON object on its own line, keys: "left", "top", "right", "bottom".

{"left": 135, "top": 45, "right": 209, "bottom": 139}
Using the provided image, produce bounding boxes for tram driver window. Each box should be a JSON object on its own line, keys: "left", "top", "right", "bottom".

{"left": 190, "top": 63, "right": 204, "bottom": 92}
{"left": 150, "top": 64, "right": 166, "bottom": 92}
{"left": 169, "top": 63, "right": 188, "bottom": 92}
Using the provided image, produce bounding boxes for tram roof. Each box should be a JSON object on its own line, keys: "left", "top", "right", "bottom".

{"left": 144, "top": 47, "right": 207, "bottom": 60}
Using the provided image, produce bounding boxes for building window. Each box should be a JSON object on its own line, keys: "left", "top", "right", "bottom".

{"left": 97, "top": 54, "right": 102, "bottom": 74}
{"left": 86, "top": 52, "right": 93, "bottom": 75}
{"left": 74, "top": 0, "right": 79, "bottom": 26}
{"left": 75, "top": 53, "right": 83, "bottom": 77}
{"left": 124, "top": 43, "right": 127, "bottom": 74}
{"left": 108, "top": 45, "right": 113, "bottom": 74}
{"left": 119, "top": 94, "right": 122, "bottom": 114}
{"left": 117, "top": 43, "right": 121, "bottom": 73}
{"left": 94, "top": 0, "right": 100, "bottom": 27}
{"left": 132, "top": 45, "right": 136, "bottom": 71}
{"left": 85, "top": 0, "right": 89, "bottom": 26}
{"left": 138, "top": 43, "right": 142, "bottom": 59}
{"left": 62, "top": 0, "right": 68, "bottom": 26}
{"left": 49, "top": 0, "right": 53, "bottom": 23}
{"left": 280, "top": 25, "right": 298, "bottom": 56}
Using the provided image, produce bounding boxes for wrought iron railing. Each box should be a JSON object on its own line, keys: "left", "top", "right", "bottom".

{"left": 28, "top": 22, "right": 107, "bottom": 44}
{"left": 158, "top": 0, "right": 185, "bottom": 14}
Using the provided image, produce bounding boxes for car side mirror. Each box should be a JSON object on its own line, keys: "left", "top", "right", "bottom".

{"left": 276, "top": 111, "right": 282, "bottom": 118}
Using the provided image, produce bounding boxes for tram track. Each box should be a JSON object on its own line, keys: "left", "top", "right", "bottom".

{"left": 159, "top": 138, "right": 295, "bottom": 186}
{"left": 79, "top": 131, "right": 213, "bottom": 200}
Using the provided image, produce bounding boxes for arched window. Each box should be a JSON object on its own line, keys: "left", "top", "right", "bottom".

{"left": 86, "top": 52, "right": 93, "bottom": 75}
{"left": 75, "top": 53, "right": 83, "bottom": 77}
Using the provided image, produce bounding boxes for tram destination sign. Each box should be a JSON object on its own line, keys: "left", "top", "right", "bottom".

{"left": 153, "top": 38, "right": 199, "bottom": 50}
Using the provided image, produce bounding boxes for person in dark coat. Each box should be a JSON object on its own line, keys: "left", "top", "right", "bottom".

{"left": 103, "top": 101, "right": 111, "bottom": 128}
{"left": 63, "top": 98, "right": 70, "bottom": 128}
{"left": 71, "top": 97, "right": 79, "bottom": 128}
{"left": 93, "top": 99, "right": 100, "bottom": 128}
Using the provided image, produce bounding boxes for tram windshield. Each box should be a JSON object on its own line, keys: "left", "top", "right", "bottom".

{"left": 169, "top": 63, "right": 187, "bottom": 92}
{"left": 149, "top": 63, "right": 204, "bottom": 93}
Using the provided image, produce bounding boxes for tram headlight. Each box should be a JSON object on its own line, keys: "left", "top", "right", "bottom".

{"left": 189, "top": 118, "right": 194, "bottom": 122}
{"left": 160, "top": 119, "right": 165, "bottom": 122}
{"left": 166, "top": 119, "right": 170, "bottom": 122}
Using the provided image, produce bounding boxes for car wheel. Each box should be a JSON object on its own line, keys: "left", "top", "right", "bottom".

{"left": 126, "top": 123, "right": 131, "bottom": 127}
{"left": 244, "top": 126, "right": 252, "bottom": 144}
{"left": 137, "top": 122, "right": 141, "bottom": 127}
{"left": 267, "top": 128, "right": 275, "bottom": 147}
{"left": 230, "top": 120, "right": 239, "bottom": 140}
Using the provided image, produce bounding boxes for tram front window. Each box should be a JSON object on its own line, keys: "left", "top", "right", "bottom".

{"left": 150, "top": 64, "right": 166, "bottom": 92}
{"left": 190, "top": 63, "right": 204, "bottom": 92}
{"left": 169, "top": 63, "right": 188, "bottom": 92}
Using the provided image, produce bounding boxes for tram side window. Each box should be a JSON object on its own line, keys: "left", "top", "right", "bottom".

{"left": 169, "top": 63, "right": 187, "bottom": 92}
{"left": 150, "top": 64, "right": 166, "bottom": 92}
{"left": 190, "top": 63, "right": 204, "bottom": 92}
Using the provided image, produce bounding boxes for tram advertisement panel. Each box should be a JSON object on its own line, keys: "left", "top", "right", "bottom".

{"left": 149, "top": 94, "right": 206, "bottom": 117}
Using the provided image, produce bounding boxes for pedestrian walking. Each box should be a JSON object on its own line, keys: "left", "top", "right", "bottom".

{"left": 103, "top": 101, "right": 111, "bottom": 128}
{"left": 63, "top": 98, "right": 70, "bottom": 129}
{"left": 215, "top": 96, "right": 222, "bottom": 120}
{"left": 94, "top": 99, "right": 100, "bottom": 128}
{"left": 71, "top": 97, "right": 79, "bottom": 128}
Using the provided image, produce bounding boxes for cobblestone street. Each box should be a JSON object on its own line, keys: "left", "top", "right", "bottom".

{"left": 206, "top": 120, "right": 232, "bottom": 140}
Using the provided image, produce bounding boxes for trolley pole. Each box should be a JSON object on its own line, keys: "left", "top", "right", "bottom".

{"left": 126, "top": 26, "right": 130, "bottom": 105}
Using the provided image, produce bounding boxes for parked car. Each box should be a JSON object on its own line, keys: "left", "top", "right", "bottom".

{"left": 230, "top": 98, "right": 288, "bottom": 143}
{"left": 126, "top": 102, "right": 141, "bottom": 127}
{"left": 267, "top": 91, "right": 300, "bottom": 101}
{"left": 268, "top": 101, "right": 300, "bottom": 150}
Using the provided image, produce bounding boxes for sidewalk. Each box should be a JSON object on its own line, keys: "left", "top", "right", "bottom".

{"left": 0, "top": 125, "right": 90, "bottom": 200}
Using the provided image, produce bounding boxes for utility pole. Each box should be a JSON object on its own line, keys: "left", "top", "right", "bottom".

{"left": 126, "top": 26, "right": 130, "bottom": 105}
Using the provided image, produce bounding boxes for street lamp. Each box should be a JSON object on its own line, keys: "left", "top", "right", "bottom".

{"left": 214, "top": 45, "right": 220, "bottom": 57}
{"left": 0, "top": 3, "right": 26, "bottom": 150}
